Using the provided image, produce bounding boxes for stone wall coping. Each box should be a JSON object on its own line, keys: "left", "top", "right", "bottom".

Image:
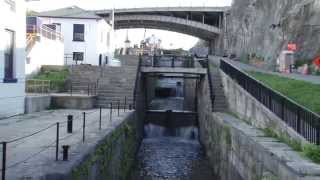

{"left": 214, "top": 112, "right": 320, "bottom": 178}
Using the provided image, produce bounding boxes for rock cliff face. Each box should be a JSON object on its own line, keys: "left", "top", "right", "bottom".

{"left": 228, "top": 0, "right": 320, "bottom": 66}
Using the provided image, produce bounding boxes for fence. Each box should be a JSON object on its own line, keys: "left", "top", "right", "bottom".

{"left": 67, "top": 81, "right": 98, "bottom": 96}
{"left": 0, "top": 97, "right": 133, "bottom": 180}
{"left": 140, "top": 55, "right": 195, "bottom": 68}
{"left": 27, "top": 25, "right": 63, "bottom": 42}
{"left": 220, "top": 60, "right": 320, "bottom": 145}
{"left": 26, "top": 79, "right": 51, "bottom": 94}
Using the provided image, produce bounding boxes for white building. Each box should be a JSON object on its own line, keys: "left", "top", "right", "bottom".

{"left": 0, "top": 0, "right": 26, "bottom": 118}
{"left": 26, "top": 18, "right": 65, "bottom": 76}
{"left": 36, "top": 6, "right": 114, "bottom": 66}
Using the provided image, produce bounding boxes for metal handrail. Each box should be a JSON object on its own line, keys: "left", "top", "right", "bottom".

{"left": 220, "top": 59, "right": 320, "bottom": 144}
{"left": 133, "top": 55, "right": 143, "bottom": 108}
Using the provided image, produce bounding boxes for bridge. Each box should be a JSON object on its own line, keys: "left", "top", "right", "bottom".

{"left": 95, "top": 7, "right": 230, "bottom": 53}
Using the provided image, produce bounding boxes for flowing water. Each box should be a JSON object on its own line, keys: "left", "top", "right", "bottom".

{"left": 130, "top": 77, "right": 216, "bottom": 180}
{"left": 130, "top": 124, "right": 216, "bottom": 180}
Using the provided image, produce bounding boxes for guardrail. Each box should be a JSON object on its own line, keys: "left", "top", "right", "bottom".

{"left": 0, "top": 98, "right": 133, "bottom": 180}
{"left": 141, "top": 55, "right": 195, "bottom": 68}
{"left": 220, "top": 60, "right": 320, "bottom": 145}
{"left": 68, "top": 81, "right": 98, "bottom": 96}
{"left": 26, "top": 79, "right": 51, "bottom": 94}
{"left": 27, "top": 25, "right": 63, "bottom": 41}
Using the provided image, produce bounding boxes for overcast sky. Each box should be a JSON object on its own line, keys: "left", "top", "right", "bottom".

{"left": 27, "top": 0, "right": 232, "bottom": 50}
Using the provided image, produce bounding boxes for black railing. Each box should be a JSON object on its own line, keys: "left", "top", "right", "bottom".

{"left": 0, "top": 98, "right": 133, "bottom": 180}
{"left": 68, "top": 81, "right": 98, "bottom": 96}
{"left": 220, "top": 60, "right": 320, "bottom": 145}
{"left": 133, "top": 55, "right": 143, "bottom": 109}
{"left": 141, "top": 55, "right": 195, "bottom": 68}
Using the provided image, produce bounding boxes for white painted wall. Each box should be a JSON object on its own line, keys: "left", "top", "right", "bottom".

{"left": 0, "top": 0, "right": 26, "bottom": 118}
{"left": 26, "top": 36, "right": 64, "bottom": 76}
{"left": 39, "top": 17, "right": 114, "bottom": 65}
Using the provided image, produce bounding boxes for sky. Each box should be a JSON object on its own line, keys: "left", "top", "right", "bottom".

{"left": 27, "top": 0, "right": 232, "bottom": 50}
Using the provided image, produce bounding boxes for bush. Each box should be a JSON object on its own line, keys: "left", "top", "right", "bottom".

{"left": 33, "top": 67, "right": 69, "bottom": 92}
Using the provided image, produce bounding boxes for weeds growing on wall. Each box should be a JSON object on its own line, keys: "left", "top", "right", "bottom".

{"left": 262, "top": 128, "right": 320, "bottom": 164}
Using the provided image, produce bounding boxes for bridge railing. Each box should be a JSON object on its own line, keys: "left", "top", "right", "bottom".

{"left": 220, "top": 60, "right": 320, "bottom": 145}
{"left": 140, "top": 55, "right": 195, "bottom": 68}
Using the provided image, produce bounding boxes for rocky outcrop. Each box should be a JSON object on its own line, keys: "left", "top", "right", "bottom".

{"left": 228, "top": 0, "right": 320, "bottom": 67}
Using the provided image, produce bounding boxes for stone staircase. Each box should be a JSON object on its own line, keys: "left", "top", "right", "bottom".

{"left": 209, "top": 66, "right": 228, "bottom": 112}
{"left": 66, "top": 55, "right": 139, "bottom": 108}
{"left": 96, "top": 65, "right": 137, "bottom": 108}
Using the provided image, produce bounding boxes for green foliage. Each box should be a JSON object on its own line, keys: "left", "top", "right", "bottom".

{"left": 247, "top": 71, "right": 320, "bottom": 113}
{"left": 294, "top": 59, "right": 312, "bottom": 67}
{"left": 33, "top": 67, "right": 69, "bottom": 92}
{"left": 262, "top": 128, "right": 302, "bottom": 152}
{"left": 262, "top": 128, "right": 320, "bottom": 164}
{"left": 303, "top": 144, "right": 320, "bottom": 164}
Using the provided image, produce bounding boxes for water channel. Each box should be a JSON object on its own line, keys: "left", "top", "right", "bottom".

{"left": 130, "top": 75, "right": 216, "bottom": 180}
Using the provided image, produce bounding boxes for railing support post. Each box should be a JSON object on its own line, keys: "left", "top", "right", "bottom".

{"left": 124, "top": 96, "right": 127, "bottom": 112}
{"left": 56, "top": 122, "right": 59, "bottom": 161}
{"left": 2, "top": 142, "right": 7, "bottom": 180}
{"left": 110, "top": 103, "right": 113, "bottom": 123}
{"left": 118, "top": 100, "right": 120, "bottom": 116}
{"left": 82, "top": 112, "right": 86, "bottom": 143}
{"left": 99, "top": 107, "right": 102, "bottom": 130}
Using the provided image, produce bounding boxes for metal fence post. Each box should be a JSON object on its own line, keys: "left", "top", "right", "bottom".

{"left": 110, "top": 103, "right": 113, "bottom": 123}
{"left": 124, "top": 96, "right": 127, "bottom": 112}
{"left": 82, "top": 112, "right": 86, "bottom": 143}
{"left": 87, "top": 84, "right": 90, "bottom": 96}
{"left": 99, "top": 107, "right": 102, "bottom": 130}
{"left": 117, "top": 100, "right": 120, "bottom": 116}
{"left": 56, "top": 122, "right": 59, "bottom": 161}
{"left": 2, "top": 142, "right": 7, "bottom": 180}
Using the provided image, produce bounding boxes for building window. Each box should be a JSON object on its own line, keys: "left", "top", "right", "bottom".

{"left": 4, "top": 29, "right": 16, "bottom": 83}
{"left": 73, "top": 24, "right": 84, "bottom": 41}
{"left": 5, "top": 0, "right": 16, "bottom": 12}
{"left": 73, "top": 52, "right": 84, "bottom": 61}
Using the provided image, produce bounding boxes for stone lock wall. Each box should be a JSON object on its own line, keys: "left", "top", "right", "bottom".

{"left": 69, "top": 112, "right": 143, "bottom": 180}
{"left": 197, "top": 71, "right": 320, "bottom": 180}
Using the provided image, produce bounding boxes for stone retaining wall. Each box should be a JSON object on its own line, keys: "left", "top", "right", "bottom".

{"left": 197, "top": 71, "right": 320, "bottom": 180}
{"left": 219, "top": 69, "right": 308, "bottom": 144}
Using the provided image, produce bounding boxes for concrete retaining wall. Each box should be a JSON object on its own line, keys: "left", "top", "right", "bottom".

{"left": 51, "top": 94, "right": 96, "bottom": 109}
{"left": 25, "top": 94, "right": 51, "bottom": 114}
{"left": 219, "top": 70, "right": 307, "bottom": 144}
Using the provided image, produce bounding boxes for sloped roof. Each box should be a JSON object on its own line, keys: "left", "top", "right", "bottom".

{"left": 36, "top": 6, "right": 101, "bottom": 19}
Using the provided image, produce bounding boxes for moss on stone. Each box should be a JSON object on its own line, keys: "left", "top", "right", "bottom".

{"left": 71, "top": 120, "right": 139, "bottom": 180}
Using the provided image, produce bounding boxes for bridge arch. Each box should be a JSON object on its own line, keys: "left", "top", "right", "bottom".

{"left": 114, "top": 15, "right": 221, "bottom": 40}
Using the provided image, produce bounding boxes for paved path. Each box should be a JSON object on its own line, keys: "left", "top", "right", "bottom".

{"left": 0, "top": 108, "right": 131, "bottom": 179}
{"left": 209, "top": 56, "right": 320, "bottom": 85}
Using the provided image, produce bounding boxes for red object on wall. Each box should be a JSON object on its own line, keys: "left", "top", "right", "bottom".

{"left": 287, "top": 43, "right": 297, "bottom": 51}
{"left": 314, "top": 57, "right": 320, "bottom": 68}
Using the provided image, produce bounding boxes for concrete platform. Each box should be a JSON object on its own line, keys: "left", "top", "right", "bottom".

{"left": 0, "top": 108, "right": 132, "bottom": 179}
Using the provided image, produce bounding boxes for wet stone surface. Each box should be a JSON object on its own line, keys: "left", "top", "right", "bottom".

{"left": 130, "top": 137, "right": 216, "bottom": 180}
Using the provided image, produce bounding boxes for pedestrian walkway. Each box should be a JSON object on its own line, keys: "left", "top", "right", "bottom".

{"left": 209, "top": 56, "right": 320, "bottom": 85}
{"left": 0, "top": 108, "right": 131, "bottom": 179}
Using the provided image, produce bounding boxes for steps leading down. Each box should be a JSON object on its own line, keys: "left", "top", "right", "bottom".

{"left": 96, "top": 55, "right": 139, "bottom": 108}
{"left": 210, "top": 66, "right": 228, "bottom": 112}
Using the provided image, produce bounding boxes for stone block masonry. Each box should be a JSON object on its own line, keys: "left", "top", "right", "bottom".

{"left": 200, "top": 112, "right": 320, "bottom": 180}
{"left": 219, "top": 69, "right": 307, "bottom": 144}
{"left": 196, "top": 67, "right": 320, "bottom": 180}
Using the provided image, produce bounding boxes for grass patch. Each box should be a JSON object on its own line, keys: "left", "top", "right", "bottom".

{"left": 262, "top": 128, "right": 320, "bottom": 164}
{"left": 33, "top": 67, "right": 69, "bottom": 92}
{"left": 247, "top": 71, "right": 320, "bottom": 113}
